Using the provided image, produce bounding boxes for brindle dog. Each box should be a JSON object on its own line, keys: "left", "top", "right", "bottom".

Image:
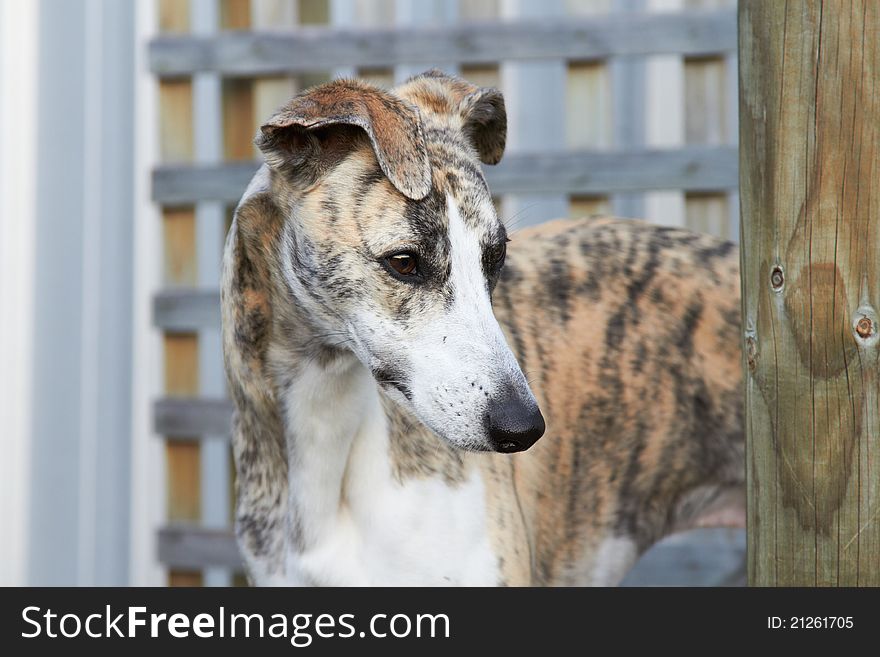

{"left": 221, "top": 70, "right": 743, "bottom": 586}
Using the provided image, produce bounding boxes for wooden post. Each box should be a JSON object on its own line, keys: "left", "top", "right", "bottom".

{"left": 740, "top": 0, "right": 880, "bottom": 586}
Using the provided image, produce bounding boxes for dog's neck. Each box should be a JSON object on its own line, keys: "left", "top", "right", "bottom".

{"left": 274, "top": 348, "right": 378, "bottom": 544}
{"left": 267, "top": 324, "right": 469, "bottom": 551}
{"left": 262, "top": 333, "right": 495, "bottom": 585}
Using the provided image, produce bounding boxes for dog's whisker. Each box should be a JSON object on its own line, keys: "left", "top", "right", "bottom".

{"left": 299, "top": 330, "right": 353, "bottom": 349}
{"left": 501, "top": 202, "right": 541, "bottom": 235}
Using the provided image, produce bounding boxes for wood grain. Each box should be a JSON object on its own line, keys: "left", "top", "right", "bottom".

{"left": 168, "top": 570, "right": 203, "bottom": 587}
{"left": 162, "top": 207, "right": 196, "bottom": 286}
{"left": 220, "top": 0, "right": 251, "bottom": 30}
{"left": 740, "top": 0, "right": 880, "bottom": 586}
{"left": 166, "top": 440, "right": 201, "bottom": 522}
{"left": 569, "top": 196, "right": 610, "bottom": 219}
{"left": 158, "top": 80, "right": 194, "bottom": 164}
{"left": 159, "top": 0, "right": 190, "bottom": 34}
{"left": 222, "top": 78, "right": 255, "bottom": 161}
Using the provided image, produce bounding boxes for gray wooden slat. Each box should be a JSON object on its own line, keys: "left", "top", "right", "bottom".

{"left": 150, "top": 9, "right": 736, "bottom": 76}
{"left": 158, "top": 525, "right": 242, "bottom": 570}
{"left": 489, "top": 148, "right": 738, "bottom": 195}
{"left": 153, "top": 146, "right": 738, "bottom": 205}
{"left": 153, "top": 288, "right": 220, "bottom": 331}
{"left": 152, "top": 160, "right": 259, "bottom": 207}
{"left": 154, "top": 396, "right": 233, "bottom": 437}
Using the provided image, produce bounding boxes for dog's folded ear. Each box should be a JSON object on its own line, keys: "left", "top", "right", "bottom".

{"left": 255, "top": 79, "right": 432, "bottom": 200}
{"left": 401, "top": 69, "right": 507, "bottom": 165}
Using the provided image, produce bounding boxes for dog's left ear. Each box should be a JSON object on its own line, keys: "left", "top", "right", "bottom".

{"left": 403, "top": 70, "right": 507, "bottom": 165}
{"left": 459, "top": 87, "right": 506, "bottom": 165}
{"left": 255, "top": 79, "right": 432, "bottom": 200}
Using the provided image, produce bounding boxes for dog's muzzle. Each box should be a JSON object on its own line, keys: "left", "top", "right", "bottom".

{"left": 485, "top": 385, "right": 545, "bottom": 453}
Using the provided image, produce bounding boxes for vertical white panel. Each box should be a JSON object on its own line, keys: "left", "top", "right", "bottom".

{"left": 609, "top": 0, "right": 646, "bottom": 219}
{"left": 395, "top": 0, "right": 459, "bottom": 82}
{"left": 130, "top": 0, "right": 166, "bottom": 587}
{"left": 20, "top": 0, "right": 87, "bottom": 587}
{"left": 500, "top": 0, "right": 568, "bottom": 229}
{"left": 93, "top": 0, "right": 139, "bottom": 585}
{"left": 330, "top": 0, "right": 357, "bottom": 79}
{"left": 644, "top": 0, "right": 685, "bottom": 227}
{"left": 192, "top": 0, "right": 230, "bottom": 587}
{"left": 0, "top": 0, "right": 39, "bottom": 587}
{"left": 251, "top": 0, "right": 299, "bottom": 123}
{"left": 77, "top": 0, "right": 104, "bottom": 586}
{"left": 22, "top": 0, "right": 134, "bottom": 587}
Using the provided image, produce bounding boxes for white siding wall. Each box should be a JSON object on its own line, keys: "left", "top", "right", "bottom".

{"left": 129, "top": 0, "right": 166, "bottom": 588}
{"left": 0, "top": 0, "right": 39, "bottom": 588}
{"left": 0, "top": 0, "right": 137, "bottom": 586}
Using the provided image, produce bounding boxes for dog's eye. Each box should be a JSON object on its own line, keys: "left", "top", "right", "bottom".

{"left": 488, "top": 241, "right": 507, "bottom": 269}
{"left": 385, "top": 252, "right": 419, "bottom": 277}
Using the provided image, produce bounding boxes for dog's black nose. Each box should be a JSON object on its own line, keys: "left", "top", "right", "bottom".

{"left": 486, "top": 389, "right": 545, "bottom": 453}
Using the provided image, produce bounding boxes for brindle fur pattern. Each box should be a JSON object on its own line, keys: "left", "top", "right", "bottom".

{"left": 491, "top": 218, "right": 743, "bottom": 583}
{"left": 222, "top": 70, "right": 744, "bottom": 586}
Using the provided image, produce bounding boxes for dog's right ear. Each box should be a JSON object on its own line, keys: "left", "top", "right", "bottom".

{"left": 255, "top": 79, "right": 432, "bottom": 200}
{"left": 399, "top": 70, "right": 507, "bottom": 165}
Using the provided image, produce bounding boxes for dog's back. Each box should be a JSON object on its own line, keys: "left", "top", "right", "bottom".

{"left": 489, "top": 216, "right": 744, "bottom": 585}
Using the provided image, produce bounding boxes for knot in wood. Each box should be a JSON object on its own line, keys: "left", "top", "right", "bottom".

{"left": 856, "top": 316, "right": 874, "bottom": 339}
{"left": 770, "top": 265, "right": 784, "bottom": 291}
{"left": 852, "top": 306, "right": 878, "bottom": 347}
{"left": 745, "top": 334, "right": 758, "bottom": 372}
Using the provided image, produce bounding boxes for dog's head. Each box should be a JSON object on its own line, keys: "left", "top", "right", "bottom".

{"left": 244, "top": 70, "right": 543, "bottom": 453}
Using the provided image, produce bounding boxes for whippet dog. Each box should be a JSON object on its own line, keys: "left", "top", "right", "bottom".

{"left": 221, "top": 70, "right": 744, "bottom": 586}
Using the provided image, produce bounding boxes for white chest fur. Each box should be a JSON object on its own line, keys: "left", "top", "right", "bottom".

{"left": 265, "top": 356, "right": 499, "bottom": 586}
